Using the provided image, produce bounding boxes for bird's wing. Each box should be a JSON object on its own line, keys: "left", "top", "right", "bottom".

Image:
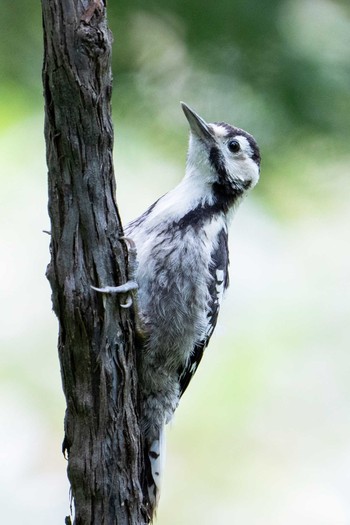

{"left": 178, "top": 228, "right": 229, "bottom": 398}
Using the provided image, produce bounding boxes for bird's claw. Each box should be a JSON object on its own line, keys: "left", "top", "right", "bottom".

{"left": 91, "top": 281, "right": 138, "bottom": 294}
{"left": 91, "top": 281, "right": 138, "bottom": 308}
{"left": 91, "top": 237, "right": 139, "bottom": 309}
{"left": 120, "top": 296, "right": 133, "bottom": 308}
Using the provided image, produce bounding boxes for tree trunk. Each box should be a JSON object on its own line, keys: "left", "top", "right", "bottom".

{"left": 41, "top": 1, "right": 145, "bottom": 523}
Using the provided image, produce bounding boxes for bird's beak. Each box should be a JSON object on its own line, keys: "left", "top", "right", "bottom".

{"left": 181, "top": 102, "right": 214, "bottom": 143}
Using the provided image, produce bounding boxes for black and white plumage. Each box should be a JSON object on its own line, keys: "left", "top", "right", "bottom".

{"left": 126, "top": 103, "right": 260, "bottom": 519}
{"left": 95, "top": 103, "right": 260, "bottom": 520}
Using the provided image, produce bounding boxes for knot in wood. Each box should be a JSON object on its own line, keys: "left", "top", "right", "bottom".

{"left": 77, "top": 24, "right": 107, "bottom": 58}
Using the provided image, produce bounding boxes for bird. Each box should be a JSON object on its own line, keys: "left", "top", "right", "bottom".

{"left": 93, "top": 102, "right": 261, "bottom": 520}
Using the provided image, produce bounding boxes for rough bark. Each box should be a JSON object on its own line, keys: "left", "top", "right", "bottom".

{"left": 42, "top": 1, "right": 145, "bottom": 523}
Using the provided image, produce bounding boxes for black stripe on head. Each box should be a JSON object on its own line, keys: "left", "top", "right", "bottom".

{"left": 214, "top": 122, "right": 261, "bottom": 168}
{"left": 209, "top": 145, "right": 249, "bottom": 198}
{"left": 236, "top": 129, "right": 261, "bottom": 167}
{"left": 209, "top": 145, "right": 229, "bottom": 181}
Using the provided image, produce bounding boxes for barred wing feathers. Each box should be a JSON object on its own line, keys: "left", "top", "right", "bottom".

{"left": 179, "top": 228, "right": 229, "bottom": 397}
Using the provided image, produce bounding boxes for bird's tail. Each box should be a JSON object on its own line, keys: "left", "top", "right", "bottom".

{"left": 143, "top": 423, "right": 166, "bottom": 522}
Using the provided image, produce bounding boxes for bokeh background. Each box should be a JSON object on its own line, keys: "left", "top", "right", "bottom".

{"left": 1, "top": 1, "right": 350, "bottom": 523}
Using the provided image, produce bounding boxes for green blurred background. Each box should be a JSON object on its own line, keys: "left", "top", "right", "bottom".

{"left": 1, "top": 1, "right": 350, "bottom": 523}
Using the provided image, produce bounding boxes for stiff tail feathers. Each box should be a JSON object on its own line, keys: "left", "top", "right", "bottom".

{"left": 143, "top": 423, "right": 166, "bottom": 522}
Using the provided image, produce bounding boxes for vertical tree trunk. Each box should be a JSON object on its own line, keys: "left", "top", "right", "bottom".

{"left": 41, "top": 1, "right": 145, "bottom": 523}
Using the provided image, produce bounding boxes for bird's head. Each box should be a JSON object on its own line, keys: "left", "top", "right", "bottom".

{"left": 181, "top": 102, "right": 260, "bottom": 200}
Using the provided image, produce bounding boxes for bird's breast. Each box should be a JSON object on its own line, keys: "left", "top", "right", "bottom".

{"left": 132, "top": 214, "right": 227, "bottom": 347}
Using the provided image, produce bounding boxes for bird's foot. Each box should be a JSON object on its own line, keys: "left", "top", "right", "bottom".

{"left": 91, "top": 281, "right": 138, "bottom": 308}
{"left": 91, "top": 236, "right": 148, "bottom": 340}
{"left": 91, "top": 236, "right": 138, "bottom": 308}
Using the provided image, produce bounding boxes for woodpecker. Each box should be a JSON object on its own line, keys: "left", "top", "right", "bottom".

{"left": 93, "top": 102, "right": 260, "bottom": 520}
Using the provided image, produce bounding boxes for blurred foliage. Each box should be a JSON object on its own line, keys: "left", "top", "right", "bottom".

{"left": 1, "top": 0, "right": 349, "bottom": 216}
{"left": 113, "top": 0, "right": 350, "bottom": 135}
{"left": 1, "top": 0, "right": 349, "bottom": 136}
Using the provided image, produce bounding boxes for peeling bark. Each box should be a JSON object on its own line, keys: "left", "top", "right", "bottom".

{"left": 41, "top": 1, "right": 145, "bottom": 523}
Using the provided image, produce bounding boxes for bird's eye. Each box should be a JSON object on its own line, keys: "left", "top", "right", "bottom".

{"left": 227, "top": 139, "right": 240, "bottom": 153}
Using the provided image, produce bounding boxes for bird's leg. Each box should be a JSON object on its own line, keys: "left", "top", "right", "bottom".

{"left": 91, "top": 237, "right": 148, "bottom": 340}
{"left": 91, "top": 237, "right": 138, "bottom": 306}
{"left": 91, "top": 279, "right": 138, "bottom": 308}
